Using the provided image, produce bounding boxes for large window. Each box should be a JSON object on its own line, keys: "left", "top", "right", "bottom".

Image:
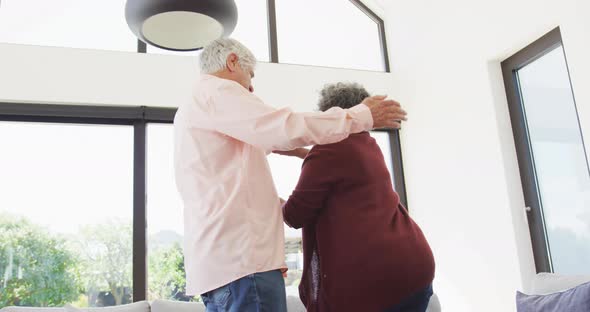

{"left": 0, "top": 121, "right": 133, "bottom": 307}
{"left": 0, "top": 0, "right": 136, "bottom": 52}
{"left": 0, "top": 105, "right": 406, "bottom": 308}
{"left": 144, "top": 0, "right": 387, "bottom": 69}
{"left": 146, "top": 124, "right": 191, "bottom": 302}
{"left": 502, "top": 28, "right": 590, "bottom": 274}
{"left": 0, "top": 0, "right": 388, "bottom": 71}
{"left": 275, "top": 0, "right": 386, "bottom": 71}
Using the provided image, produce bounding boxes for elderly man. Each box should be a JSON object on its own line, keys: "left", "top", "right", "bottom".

{"left": 174, "top": 38, "right": 407, "bottom": 312}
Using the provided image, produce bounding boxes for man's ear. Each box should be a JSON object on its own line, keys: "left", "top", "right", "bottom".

{"left": 226, "top": 53, "right": 239, "bottom": 72}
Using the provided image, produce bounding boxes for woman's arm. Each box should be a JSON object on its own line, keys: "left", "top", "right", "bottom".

{"left": 273, "top": 148, "right": 310, "bottom": 159}
{"left": 282, "top": 145, "right": 340, "bottom": 228}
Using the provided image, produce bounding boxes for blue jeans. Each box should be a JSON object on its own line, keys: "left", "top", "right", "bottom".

{"left": 200, "top": 269, "right": 287, "bottom": 312}
{"left": 384, "top": 284, "right": 433, "bottom": 312}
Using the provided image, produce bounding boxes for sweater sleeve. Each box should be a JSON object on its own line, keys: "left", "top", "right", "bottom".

{"left": 282, "top": 144, "right": 341, "bottom": 229}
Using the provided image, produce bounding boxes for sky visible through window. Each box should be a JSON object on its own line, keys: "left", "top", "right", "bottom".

{"left": 276, "top": 0, "right": 384, "bottom": 71}
{"left": 0, "top": 122, "right": 134, "bottom": 234}
{"left": 0, "top": 0, "right": 136, "bottom": 52}
{"left": 517, "top": 46, "right": 590, "bottom": 274}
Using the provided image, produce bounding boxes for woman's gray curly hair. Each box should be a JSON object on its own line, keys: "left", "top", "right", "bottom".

{"left": 318, "top": 82, "right": 370, "bottom": 112}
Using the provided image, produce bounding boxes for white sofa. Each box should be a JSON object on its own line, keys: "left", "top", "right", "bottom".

{"left": 0, "top": 294, "right": 441, "bottom": 312}
{"left": 515, "top": 273, "right": 590, "bottom": 311}
{"left": 0, "top": 298, "right": 304, "bottom": 312}
{"left": 1, "top": 300, "right": 203, "bottom": 312}
{"left": 528, "top": 272, "right": 590, "bottom": 295}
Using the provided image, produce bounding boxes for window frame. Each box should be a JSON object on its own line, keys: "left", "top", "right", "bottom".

{"left": 501, "top": 27, "right": 589, "bottom": 273}
{"left": 0, "top": 102, "right": 406, "bottom": 303}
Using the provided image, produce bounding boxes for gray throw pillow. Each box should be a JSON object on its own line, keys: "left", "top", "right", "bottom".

{"left": 516, "top": 281, "right": 590, "bottom": 312}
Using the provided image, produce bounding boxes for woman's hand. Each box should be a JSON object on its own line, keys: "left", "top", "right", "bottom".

{"left": 273, "top": 148, "right": 310, "bottom": 159}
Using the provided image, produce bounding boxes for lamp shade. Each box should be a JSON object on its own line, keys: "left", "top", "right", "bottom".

{"left": 125, "top": 0, "right": 238, "bottom": 51}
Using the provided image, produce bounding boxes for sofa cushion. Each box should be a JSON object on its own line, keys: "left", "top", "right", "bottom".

{"left": 517, "top": 281, "right": 590, "bottom": 312}
{"left": 532, "top": 273, "right": 590, "bottom": 295}
{"left": 63, "top": 302, "right": 149, "bottom": 312}
{"left": 150, "top": 300, "right": 204, "bottom": 312}
{"left": 151, "top": 296, "right": 306, "bottom": 312}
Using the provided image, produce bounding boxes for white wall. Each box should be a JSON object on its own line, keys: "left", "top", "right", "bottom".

{"left": 382, "top": 0, "right": 590, "bottom": 311}
{"left": 0, "top": 42, "right": 395, "bottom": 112}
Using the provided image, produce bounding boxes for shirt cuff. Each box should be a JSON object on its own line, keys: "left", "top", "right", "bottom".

{"left": 349, "top": 104, "right": 374, "bottom": 131}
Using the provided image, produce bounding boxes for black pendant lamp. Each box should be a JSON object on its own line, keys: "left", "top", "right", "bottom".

{"left": 125, "top": 0, "right": 238, "bottom": 51}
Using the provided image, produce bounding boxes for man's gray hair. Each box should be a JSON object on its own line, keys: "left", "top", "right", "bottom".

{"left": 318, "top": 82, "right": 370, "bottom": 112}
{"left": 199, "top": 38, "right": 257, "bottom": 74}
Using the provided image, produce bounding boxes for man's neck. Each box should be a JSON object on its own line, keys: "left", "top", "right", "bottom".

{"left": 209, "top": 70, "right": 232, "bottom": 81}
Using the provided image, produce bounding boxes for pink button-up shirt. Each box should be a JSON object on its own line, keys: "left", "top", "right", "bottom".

{"left": 174, "top": 74, "right": 373, "bottom": 296}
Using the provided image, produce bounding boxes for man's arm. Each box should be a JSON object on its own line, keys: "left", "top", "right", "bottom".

{"left": 197, "top": 80, "right": 405, "bottom": 152}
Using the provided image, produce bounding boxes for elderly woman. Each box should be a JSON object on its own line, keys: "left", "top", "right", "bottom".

{"left": 281, "top": 83, "right": 435, "bottom": 312}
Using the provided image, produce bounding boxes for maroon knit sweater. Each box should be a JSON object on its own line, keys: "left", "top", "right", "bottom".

{"left": 283, "top": 132, "right": 435, "bottom": 312}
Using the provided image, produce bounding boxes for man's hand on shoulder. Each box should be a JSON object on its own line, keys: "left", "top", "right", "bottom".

{"left": 362, "top": 95, "right": 407, "bottom": 129}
